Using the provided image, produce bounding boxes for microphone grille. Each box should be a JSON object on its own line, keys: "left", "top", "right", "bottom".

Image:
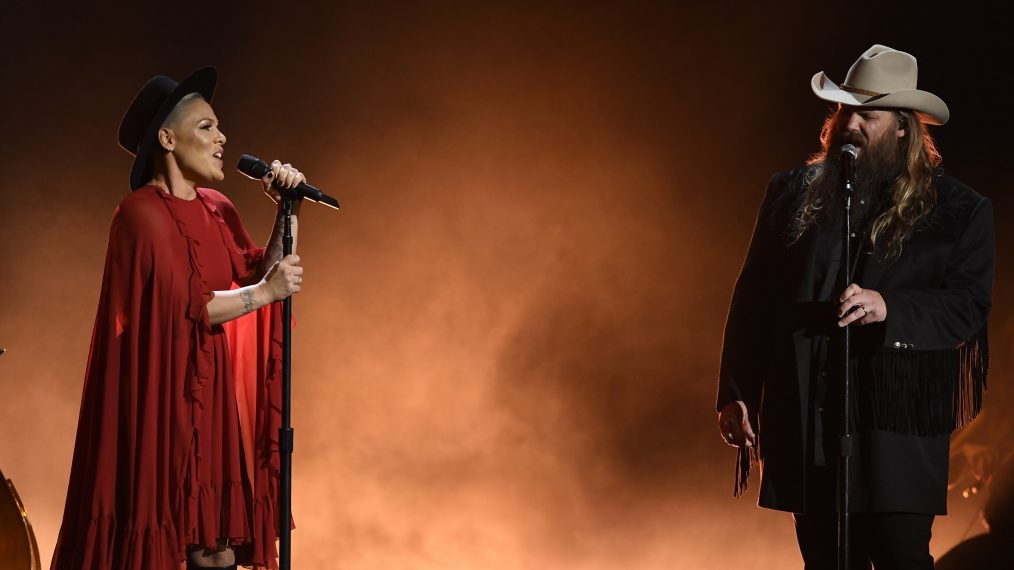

{"left": 237, "top": 154, "right": 270, "bottom": 179}
{"left": 840, "top": 144, "right": 858, "bottom": 159}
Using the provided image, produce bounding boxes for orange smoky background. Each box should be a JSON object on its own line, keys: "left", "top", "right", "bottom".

{"left": 0, "top": 2, "right": 1010, "bottom": 569}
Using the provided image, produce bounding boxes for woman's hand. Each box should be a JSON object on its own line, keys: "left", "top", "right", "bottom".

{"left": 718, "top": 400, "right": 757, "bottom": 448}
{"left": 259, "top": 254, "right": 304, "bottom": 302}
{"left": 254, "top": 161, "right": 304, "bottom": 284}
{"left": 260, "top": 160, "right": 307, "bottom": 212}
{"left": 837, "top": 283, "right": 887, "bottom": 327}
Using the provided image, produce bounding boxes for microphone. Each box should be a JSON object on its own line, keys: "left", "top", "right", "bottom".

{"left": 237, "top": 154, "right": 340, "bottom": 210}
{"left": 840, "top": 144, "right": 857, "bottom": 185}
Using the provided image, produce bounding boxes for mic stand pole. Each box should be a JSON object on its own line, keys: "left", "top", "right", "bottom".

{"left": 837, "top": 165, "right": 855, "bottom": 570}
{"left": 279, "top": 195, "right": 295, "bottom": 570}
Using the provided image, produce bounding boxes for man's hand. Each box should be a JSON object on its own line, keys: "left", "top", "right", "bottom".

{"left": 837, "top": 283, "right": 887, "bottom": 327}
{"left": 718, "top": 400, "right": 756, "bottom": 448}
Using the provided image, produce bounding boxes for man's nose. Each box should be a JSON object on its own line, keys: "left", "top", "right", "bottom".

{"left": 844, "top": 111, "right": 863, "bottom": 133}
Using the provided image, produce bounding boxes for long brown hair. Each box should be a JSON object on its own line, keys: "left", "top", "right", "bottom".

{"left": 796, "top": 106, "right": 942, "bottom": 261}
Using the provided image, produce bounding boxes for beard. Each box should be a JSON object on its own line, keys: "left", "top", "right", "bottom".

{"left": 804, "top": 128, "right": 905, "bottom": 231}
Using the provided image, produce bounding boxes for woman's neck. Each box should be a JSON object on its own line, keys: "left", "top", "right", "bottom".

{"left": 147, "top": 162, "right": 198, "bottom": 200}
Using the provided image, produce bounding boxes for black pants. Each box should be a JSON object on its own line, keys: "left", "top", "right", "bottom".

{"left": 793, "top": 511, "right": 935, "bottom": 570}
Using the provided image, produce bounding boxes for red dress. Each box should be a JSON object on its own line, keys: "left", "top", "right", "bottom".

{"left": 51, "top": 186, "right": 284, "bottom": 570}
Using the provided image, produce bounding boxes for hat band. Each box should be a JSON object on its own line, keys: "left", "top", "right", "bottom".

{"left": 841, "top": 84, "right": 885, "bottom": 98}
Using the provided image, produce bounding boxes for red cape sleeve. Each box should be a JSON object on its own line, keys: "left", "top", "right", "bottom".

{"left": 52, "top": 190, "right": 200, "bottom": 570}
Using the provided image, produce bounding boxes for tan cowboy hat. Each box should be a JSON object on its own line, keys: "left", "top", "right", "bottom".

{"left": 811, "top": 44, "right": 949, "bottom": 125}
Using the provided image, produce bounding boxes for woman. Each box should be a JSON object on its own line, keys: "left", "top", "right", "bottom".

{"left": 52, "top": 67, "right": 305, "bottom": 570}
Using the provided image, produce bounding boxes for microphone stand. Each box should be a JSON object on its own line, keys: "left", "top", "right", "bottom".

{"left": 237, "top": 154, "right": 341, "bottom": 569}
{"left": 279, "top": 195, "right": 295, "bottom": 570}
{"left": 837, "top": 151, "right": 856, "bottom": 570}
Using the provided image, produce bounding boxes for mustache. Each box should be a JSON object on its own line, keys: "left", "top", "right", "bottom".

{"left": 835, "top": 131, "right": 867, "bottom": 147}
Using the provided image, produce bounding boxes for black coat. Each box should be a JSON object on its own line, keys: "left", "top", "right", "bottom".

{"left": 717, "top": 167, "right": 993, "bottom": 514}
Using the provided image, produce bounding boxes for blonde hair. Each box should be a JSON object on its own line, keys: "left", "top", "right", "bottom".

{"left": 162, "top": 92, "right": 206, "bottom": 130}
{"left": 869, "top": 110, "right": 941, "bottom": 260}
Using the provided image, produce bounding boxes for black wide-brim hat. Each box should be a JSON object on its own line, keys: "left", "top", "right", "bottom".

{"left": 118, "top": 66, "right": 217, "bottom": 190}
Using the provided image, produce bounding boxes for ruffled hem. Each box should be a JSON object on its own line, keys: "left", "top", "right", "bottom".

{"left": 180, "top": 480, "right": 252, "bottom": 549}
{"left": 248, "top": 496, "right": 281, "bottom": 568}
{"left": 51, "top": 515, "right": 181, "bottom": 570}
{"left": 179, "top": 481, "right": 281, "bottom": 569}
{"left": 51, "top": 499, "right": 283, "bottom": 570}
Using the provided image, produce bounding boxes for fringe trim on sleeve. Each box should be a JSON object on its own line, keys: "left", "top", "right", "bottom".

{"left": 733, "top": 446, "right": 760, "bottom": 497}
{"left": 855, "top": 327, "right": 988, "bottom": 436}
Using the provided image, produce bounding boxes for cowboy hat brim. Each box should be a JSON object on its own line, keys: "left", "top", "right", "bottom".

{"left": 126, "top": 67, "right": 217, "bottom": 190}
{"left": 811, "top": 71, "right": 949, "bottom": 125}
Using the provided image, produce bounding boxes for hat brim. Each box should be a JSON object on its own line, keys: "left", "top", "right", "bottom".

{"left": 128, "top": 66, "right": 218, "bottom": 190}
{"left": 810, "top": 71, "right": 949, "bottom": 126}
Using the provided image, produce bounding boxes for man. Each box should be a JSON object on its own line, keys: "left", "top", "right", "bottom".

{"left": 716, "top": 45, "right": 993, "bottom": 569}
